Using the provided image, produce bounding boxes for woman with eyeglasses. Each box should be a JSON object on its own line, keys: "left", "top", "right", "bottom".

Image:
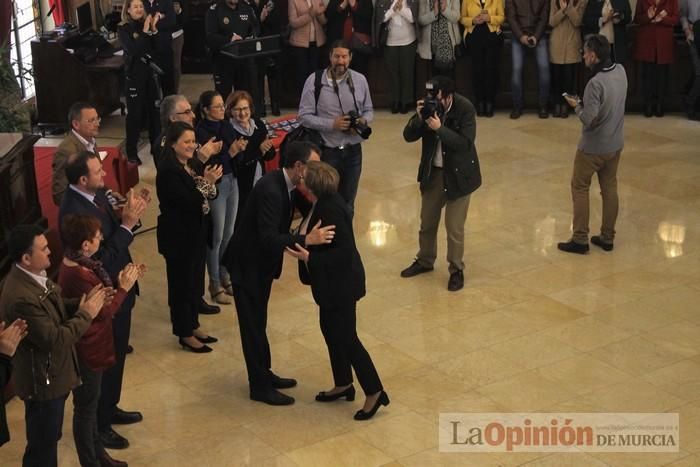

{"left": 118, "top": 0, "right": 165, "bottom": 164}
{"left": 225, "top": 90, "right": 276, "bottom": 227}
{"left": 157, "top": 122, "right": 223, "bottom": 352}
{"left": 194, "top": 90, "right": 243, "bottom": 305}
{"left": 58, "top": 214, "right": 142, "bottom": 467}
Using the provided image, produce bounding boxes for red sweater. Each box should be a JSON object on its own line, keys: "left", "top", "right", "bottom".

{"left": 58, "top": 264, "right": 128, "bottom": 372}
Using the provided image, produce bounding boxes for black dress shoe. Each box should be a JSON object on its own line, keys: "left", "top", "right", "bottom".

{"left": 477, "top": 102, "right": 485, "bottom": 116}
{"left": 557, "top": 240, "right": 589, "bottom": 255}
{"left": 99, "top": 427, "right": 129, "bottom": 450}
{"left": 199, "top": 301, "right": 221, "bottom": 315}
{"left": 354, "top": 391, "right": 390, "bottom": 421}
{"left": 178, "top": 338, "right": 213, "bottom": 353}
{"left": 271, "top": 373, "right": 297, "bottom": 389}
{"left": 250, "top": 388, "right": 295, "bottom": 406}
{"left": 98, "top": 449, "right": 128, "bottom": 467}
{"left": 447, "top": 270, "right": 464, "bottom": 292}
{"left": 538, "top": 106, "right": 549, "bottom": 119}
{"left": 510, "top": 108, "right": 522, "bottom": 119}
{"left": 391, "top": 102, "right": 399, "bottom": 114}
{"left": 126, "top": 344, "right": 133, "bottom": 354}
{"left": 400, "top": 261, "right": 433, "bottom": 278}
{"left": 654, "top": 104, "right": 664, "bottom": 117}
{"left": 195, "top": 334, "right": 218, "bottom": 344}
{"left": 315, "top": 385, "right": 355, "bottom": 402}
{"left": 484, "top": 102, "right": 494, "bottom": 117}
{"left": 591, "top": 235, "right": 614, "bottom": 251}
{"left": 111, "top": 407, "right": 143, "bottom": 425}
{"left": 644, "top": 104, "right": 654, "bottom": 118}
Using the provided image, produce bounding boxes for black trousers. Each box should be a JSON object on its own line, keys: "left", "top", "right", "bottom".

{"left": 291, "top": 43, "right": 321, "bottom": 96}
{"left": 164, "top": 250, "right": 204, "bottom": 338}
{"left": 232, "top": 280, "right": 273, "bottom": 391}
{"left": 23, "top": 395, "right": 67, "bottom": 467}
{"left": 551, "top": 63, "right": 577, "bottom": 105}
{"left": 214, "top": 57, "right": 260, "bottom": 104}
{"left": 97, "top": 293, "right": 134, "bottom": 432}
{"left": 257, "top": 55, "right": 281, "bottom": 112}
{"left": 640, "top": 62, "right": 670, "bottom": 106}
{"left": 125, "top": 75, "right": 161, "bottom": 160}
{"left": 319, "top": 301, "right": 382, "bottom": 396}
{"left": 73, "top": 361, "right": 104, "bottom": 467}
{"left": 469, "top": 30, "right": 502, "bottom": 105}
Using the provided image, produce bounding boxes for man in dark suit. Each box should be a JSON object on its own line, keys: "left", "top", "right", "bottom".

{"left": 52, "top": 102, "right": 101, "bottom": 205}
{"left": 59, "top": 152, "right": 148, "bottom": 450}
{"left": 223, "top": 141, "right": 335, "bottom": 405}
{"left": 0, "top": 225, "right": 105, "bottom": 467}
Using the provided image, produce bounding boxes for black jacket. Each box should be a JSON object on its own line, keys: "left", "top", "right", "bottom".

{"left": 156, "top": 152, "right": 212, "bottom": 257}
{"left": 305, "top": 192, "right": 366, "bottom": 309}
{"left": 326, "top": 0, "right": 373, "bottom": 42}
{"left": 223, "top": 169, "right": 310, "bottom": 293}
{"left": 403, "top": 93, "right": 482, "bottom": 200}
{"left": 205, "top": 0, "right": 259, "bottom": 58}
{"left": 582, "top": 0, "right": 631, "bottom": 63}
{"left": 118, "top": 19, "right": 163, "bottom": 84}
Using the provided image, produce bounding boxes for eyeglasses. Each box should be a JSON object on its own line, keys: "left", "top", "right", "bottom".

{"left": 176, "top": 109, "right": 194, "bottom": 115}
{"left": 86, "top": 117, "right": 101, "bottom": 124}
{"left": 209, "top": 104, "right": 225, "bottom": 110}
{"left": 232, "top": 106, "right": 250, "bottom": 113}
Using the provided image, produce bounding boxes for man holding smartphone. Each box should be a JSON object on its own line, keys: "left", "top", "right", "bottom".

{"left": 558, "top": 34, "right": 627, "bottom": 255}
{"left": 506, "top": 0, "right": 550, "bottom": 119}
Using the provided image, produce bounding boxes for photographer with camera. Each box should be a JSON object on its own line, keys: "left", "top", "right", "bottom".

{"left": 298, "top": 39, "right": 374, "bottom": 217}
{"left": 119, "top": 0, "right": 166, "bottom": 164}
{"left": 400, "top": 76, "right": 481, "bottom": 292}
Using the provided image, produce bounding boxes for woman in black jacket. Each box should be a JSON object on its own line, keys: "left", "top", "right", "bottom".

{"left": 156, "top": 122, "right": 222, "bottom": 352}
{"left": 326, "top": 0, "right": 374, "bottom": 75}
{"left": 225, "top": 90, "right": 276, "bottom": 228}
{"left": 581, "top": 0, "right": 632, "bottom": 63}
{"left": 118, "top": 0, "right": 164, "bottom": 164}
{"left": 285, "top": 161, "right": 388, "bottom": 421}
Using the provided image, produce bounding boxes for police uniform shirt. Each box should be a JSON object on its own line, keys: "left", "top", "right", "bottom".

{"left": 205, "top": 1, "right": 259, "bottom": 54}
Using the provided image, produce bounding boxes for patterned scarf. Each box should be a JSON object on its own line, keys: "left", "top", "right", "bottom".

{"left": 64, "top": 248, "right": 113, "bottom": 288}
{"left": 430, "top": 0, "right": 455, "bottom": 68}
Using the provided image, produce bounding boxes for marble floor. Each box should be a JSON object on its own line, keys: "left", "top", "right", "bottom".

{"left": 2, "top": 75, "right": 700, "bottom": 466}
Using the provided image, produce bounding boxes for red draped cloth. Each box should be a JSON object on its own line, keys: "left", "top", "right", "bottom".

{"left": 49, "top": 0, "right": 67, "bottom": 25}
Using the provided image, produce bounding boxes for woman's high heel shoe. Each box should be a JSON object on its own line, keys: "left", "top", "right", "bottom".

{"left": 195, "top": 335, "right": 218, "bottom": 344}
{"left": 178, "top": 338, "right": 212, "bottom": 353}
{"left": 315, "top": 385, "right": 355, "bottom": 402}
{"left": 354, "top": 391, "right": 390, "bottom": 421}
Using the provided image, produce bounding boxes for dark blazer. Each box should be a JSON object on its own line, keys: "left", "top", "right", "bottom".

{"left": 305, "top": 192, "right": 365, "bottom": 309}
{"left": 51, "top": 131, "right": 94, "bottom": 205}
{"left": 0, "top": 265, "right": 90, "bottom": 401}
{"left": 582, "top": 0, "right": 632, "bottom": 63}
{"left": 59, "top": 187, "right": 135, "bottom": 286}
{"left": 223, "top": 169, "right": 309, "bottom": 293}
{"left": 118, "top": 19, "right": 163, "bottom": 85}
{"left": 403, "top": 93, "right": 482, "bottom": 200}
{"left": 327, "top": 0, "right": 374, "bottom": 42}
{"left": 156, "top": 152, "right": 212, "bottom": 257}
{"left": 506, "top": 0, "right": 550, "bottom": 40}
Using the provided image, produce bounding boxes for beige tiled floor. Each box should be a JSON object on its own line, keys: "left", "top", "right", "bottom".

{"left": 3, "top": 75, "right": 700, "bottom": 465}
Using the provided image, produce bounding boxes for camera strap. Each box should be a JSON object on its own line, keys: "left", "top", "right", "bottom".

{"left": 329, "top": 68, "right": 360, "bottom": 116}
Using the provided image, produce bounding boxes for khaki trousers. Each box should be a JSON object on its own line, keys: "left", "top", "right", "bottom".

{"left": 417, "top": 168, "right": 471, "bottom": 273}
{"left": 571, "top": 149, "right": 621, "bottom": 244}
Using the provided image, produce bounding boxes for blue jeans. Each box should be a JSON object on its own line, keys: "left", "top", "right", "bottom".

{"left": 207, "top": 173, "right": 238, "bottom": 286}
{"left": 511, "top": 37, "right": 550, "bottom": 109}
{"left": 321, "top": 144, "right": 363, "bottom": 218}
{"left": 23, "top": 395, "right": 68, "bottom": 467}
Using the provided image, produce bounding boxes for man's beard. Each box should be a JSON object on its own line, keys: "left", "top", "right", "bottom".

{"left": 331, "top": 64, "right": 347, "bottom": 78}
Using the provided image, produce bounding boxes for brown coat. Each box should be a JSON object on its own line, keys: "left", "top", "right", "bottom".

{"left": 51, "top": 131, "right": 95, "bottom": 206}
{"left": 288, "top": 0, "right": 328, "bottom": 48}
{"left": 0, "top": 265, "right": 91, "bottom": 401}
{"left": 549, "top": 0, "right": 588, "bottom": 64}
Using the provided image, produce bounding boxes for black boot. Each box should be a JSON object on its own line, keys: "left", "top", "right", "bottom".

{"left": 477, "top": 101, "right": 485, "bottom": 117}
{"left": 484, "top": 101, "right": 494, "bottom": 117}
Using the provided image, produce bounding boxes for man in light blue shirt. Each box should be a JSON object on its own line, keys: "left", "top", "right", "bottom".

{"left": 298, "top": 39, "right": 374, "bottom": 217}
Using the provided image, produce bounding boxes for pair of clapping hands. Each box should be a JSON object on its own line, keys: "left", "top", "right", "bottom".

{"left": 142, "top": 13, "right": 162, "bottom": 34}
{"left": 78, "top": 263, "right": 146, "bottom": 319}
{"left": 112, "top": 188, "right": 151, "bottom": 230}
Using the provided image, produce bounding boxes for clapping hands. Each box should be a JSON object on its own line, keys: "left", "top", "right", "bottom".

{"left": 0, "top": 319, "right": 28, "bottom": 357}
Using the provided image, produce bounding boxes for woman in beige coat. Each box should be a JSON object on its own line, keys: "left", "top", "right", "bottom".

{"left": 289, "top": 0, "right": 328, "bottom": 93}
{"left": 549, "top": 0, "right": 588, "bottom": 117}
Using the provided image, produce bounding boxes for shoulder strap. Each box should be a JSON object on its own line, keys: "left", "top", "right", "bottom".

{"left": 314, "top": 69, "right": 323, "bottom": 114}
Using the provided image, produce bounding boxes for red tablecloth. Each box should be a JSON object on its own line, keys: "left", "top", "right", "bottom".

{"left": 264, "top": 114, "right": 298, "bottom": 172}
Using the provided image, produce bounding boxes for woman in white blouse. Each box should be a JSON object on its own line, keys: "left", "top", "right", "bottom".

{"left": 374, "top": 0, "right": 420, "bottom": 113}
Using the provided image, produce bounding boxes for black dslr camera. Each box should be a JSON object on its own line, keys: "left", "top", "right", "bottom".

{"left": 420, "top": 81, "right": 445, "bottom": 120}
{"left": 347, "top": 110, "right": 372, "bottom": 139}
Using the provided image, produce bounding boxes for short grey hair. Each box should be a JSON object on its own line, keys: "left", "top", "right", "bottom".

{"left": 160, "top": 94, "right": 189, "bottom": 130}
